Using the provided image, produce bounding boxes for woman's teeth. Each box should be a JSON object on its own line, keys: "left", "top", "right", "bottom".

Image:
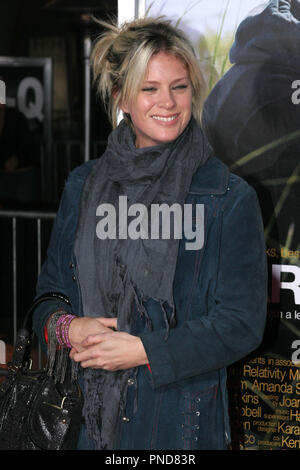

{"left": 152, "top": 114, "right": 178, "bottom": 122}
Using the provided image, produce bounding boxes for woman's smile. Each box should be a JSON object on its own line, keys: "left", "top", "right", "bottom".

{"left": 151, "top": 113, "right": 180, "bottom": 123}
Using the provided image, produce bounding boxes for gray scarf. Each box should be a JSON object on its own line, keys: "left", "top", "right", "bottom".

{"left": 74, "top": 117, "right": 211, "bottom": 449}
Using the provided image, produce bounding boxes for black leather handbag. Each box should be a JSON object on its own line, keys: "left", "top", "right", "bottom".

{"left": 0, "top": 293, "right": 83, "bottom": 450}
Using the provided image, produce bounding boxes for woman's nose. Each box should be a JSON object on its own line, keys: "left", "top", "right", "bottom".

{"left": 158, "top": 88, "right": 176, "bottom": 108}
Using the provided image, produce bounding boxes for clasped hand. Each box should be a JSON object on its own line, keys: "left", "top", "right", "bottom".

{"left": 68, "top": 316, "right": 148, "bottom": 371}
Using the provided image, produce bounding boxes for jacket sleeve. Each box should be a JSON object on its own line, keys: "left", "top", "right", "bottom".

{"left": 32, "top": 165, "right": 91, "bottom": 351}
{"left": 32, "top": 189, "right": 75, "bottom": 351}
{"left": 140, "top": 184, "right": 268, "bottom": 389}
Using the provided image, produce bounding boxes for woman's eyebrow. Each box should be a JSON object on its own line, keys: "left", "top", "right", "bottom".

{"left": 142, "top": 76, "right": 190, "bottom": 85}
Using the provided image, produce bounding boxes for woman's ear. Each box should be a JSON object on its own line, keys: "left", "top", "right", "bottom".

{"left": 119, "top": 100, "right": 129, "bottom": 114}
{"left": 112, "top": 87, "right": 129, "bottom": 115}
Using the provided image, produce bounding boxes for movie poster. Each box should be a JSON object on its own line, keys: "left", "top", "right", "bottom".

{"left": 144, "top": 0, "right": 300, "bottom": 451}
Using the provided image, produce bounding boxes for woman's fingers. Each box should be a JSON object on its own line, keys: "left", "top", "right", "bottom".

{"left": 71, "top": 331, "right": 148, "bottom": 371}
{"left": 81, "top": 333, "right": 108, "bottom": 346}
{"left": 97, "top": 317, "right": 118, "bottom": 329}
{"left": 72, "top": 333, "right": 113, "bottom": 369}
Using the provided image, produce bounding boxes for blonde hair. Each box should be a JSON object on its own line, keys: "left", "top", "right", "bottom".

{"left": 91, "top": 16, "right": 206, "bottom": 128}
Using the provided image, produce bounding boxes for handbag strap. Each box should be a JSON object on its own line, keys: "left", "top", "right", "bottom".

{"left": 22, "top": 291, "right": 71, "bottom": 331}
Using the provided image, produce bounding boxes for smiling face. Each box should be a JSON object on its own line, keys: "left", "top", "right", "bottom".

{"left": 120, "top": 51, "right": 193, "bottom": 148}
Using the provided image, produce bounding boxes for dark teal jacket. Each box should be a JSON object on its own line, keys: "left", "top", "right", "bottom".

{"left": 33, "top": 155, "right": 268, "bottom": 450}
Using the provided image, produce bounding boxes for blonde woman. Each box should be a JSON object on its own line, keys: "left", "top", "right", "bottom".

{"left": 33, "top": 17, "right": 267, "bottom": 450}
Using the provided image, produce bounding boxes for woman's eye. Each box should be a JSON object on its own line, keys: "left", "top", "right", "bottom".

{"left": 141, "top": 87, "right": 157, "bottom": 92}
{"left": 173, "top": 84, "right": 188, "bottom": 90}
{"left": 141, "top": 84, "right": 188, "bottom": 92}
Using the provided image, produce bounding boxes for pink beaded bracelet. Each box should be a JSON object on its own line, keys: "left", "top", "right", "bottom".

{"left": 56, "top": 314, "right": 76, "bottom": 348}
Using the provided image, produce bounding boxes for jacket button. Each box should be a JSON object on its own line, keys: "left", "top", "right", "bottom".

{"left": 122, "top": 416, "right": 130, "bottom": 422}
{"left": 196, "top": 411, "right": 201, "bottom": 416}
{"left": 69, "top": 263, "right": 74, "bottom": 269}
{"left": 72, "top": 275, "right": 76, "bottom": 281}
{"left": 127, "top": 378, "right": 134, "bottom": 385}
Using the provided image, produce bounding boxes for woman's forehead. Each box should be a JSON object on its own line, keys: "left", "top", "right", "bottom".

{"left": 144, "top": 51, "right": 189, "bottom": 81}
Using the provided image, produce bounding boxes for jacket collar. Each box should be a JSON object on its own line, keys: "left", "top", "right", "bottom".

{"left": 189, "top": 156, "right": 230, "bottom": 195}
